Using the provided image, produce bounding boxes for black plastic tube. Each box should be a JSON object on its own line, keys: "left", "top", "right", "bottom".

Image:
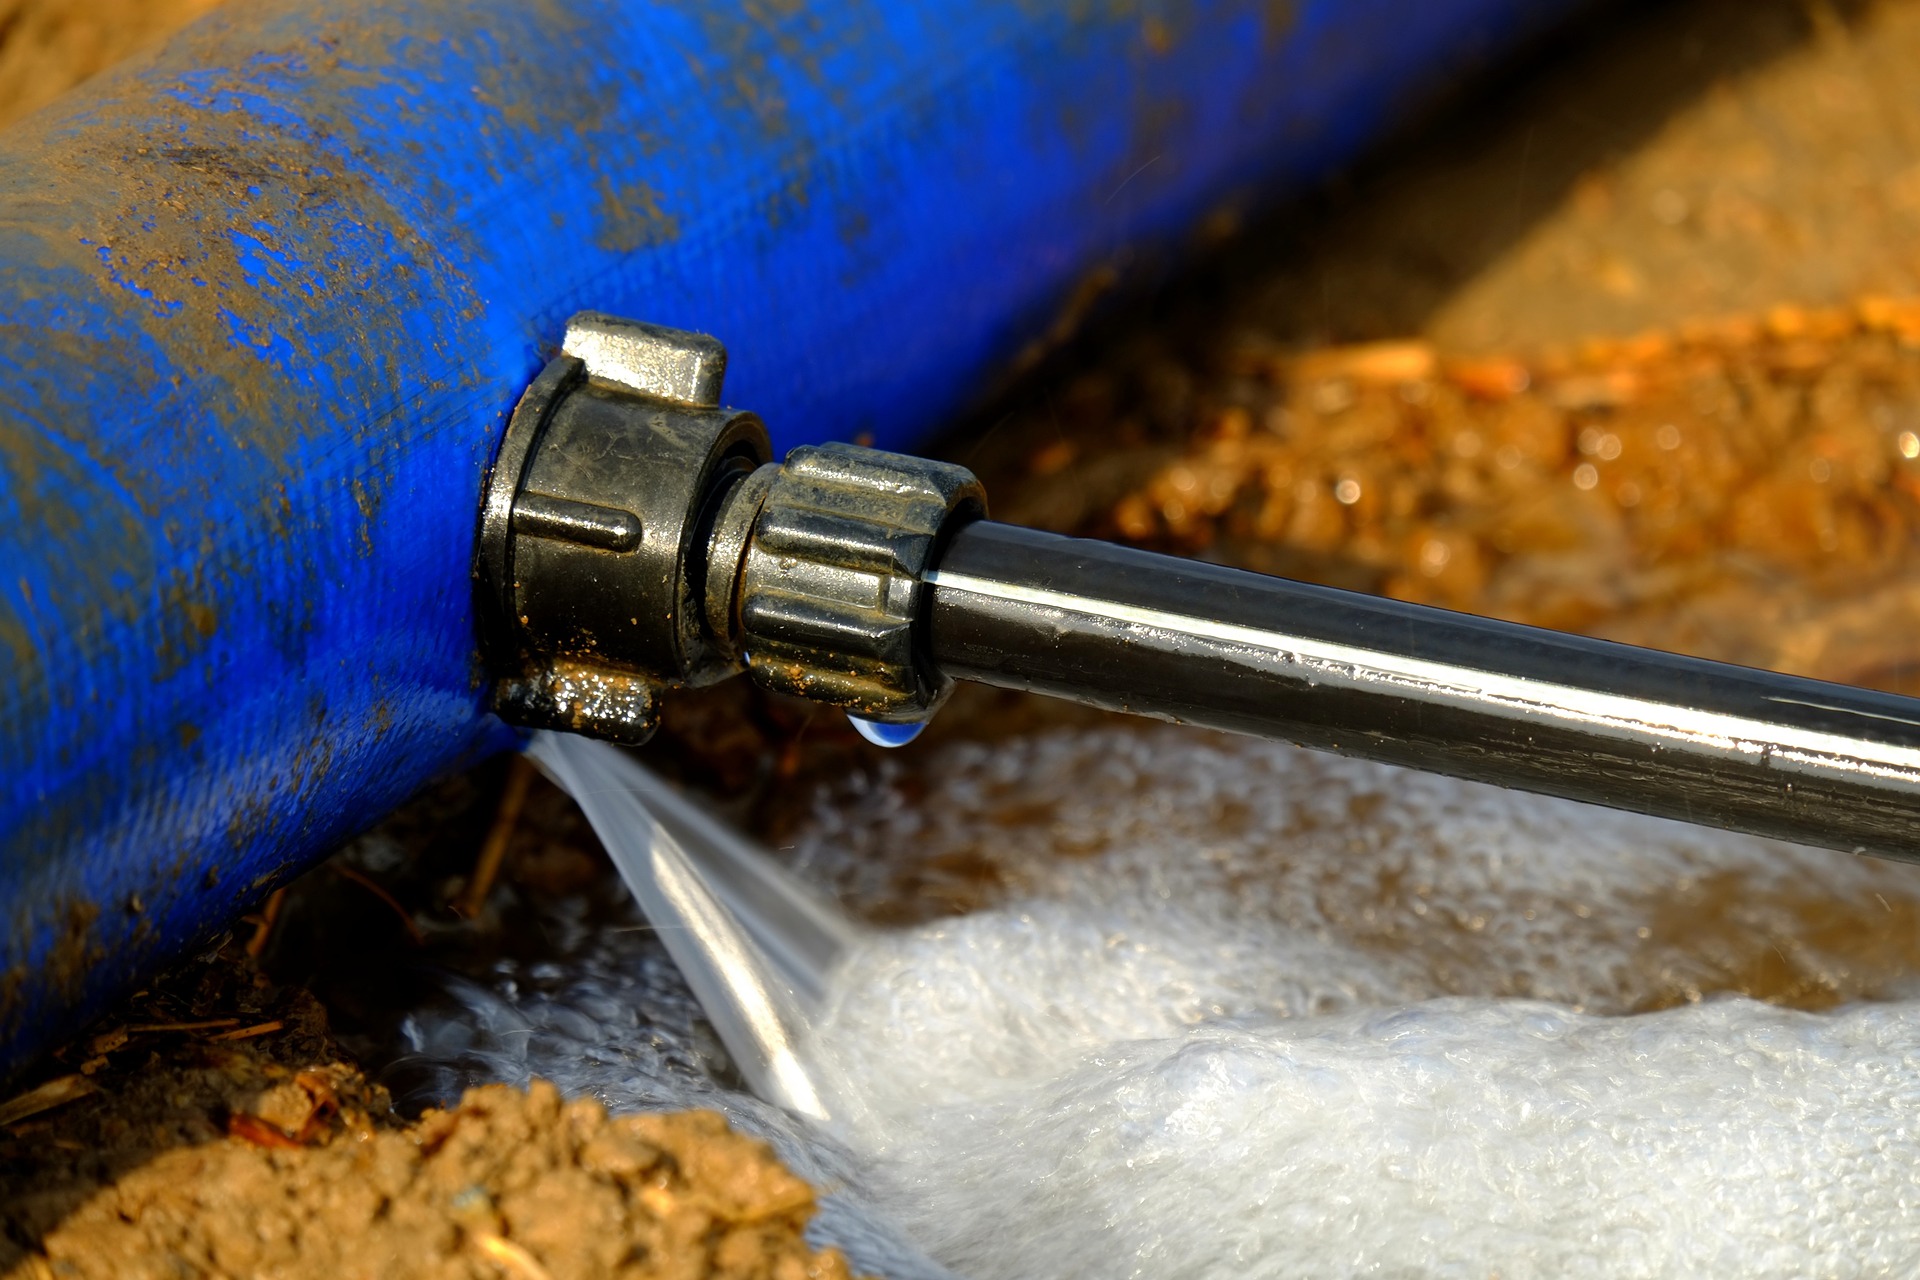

{"left": 926, "top": 521, "right": 1920, "bottom": 860}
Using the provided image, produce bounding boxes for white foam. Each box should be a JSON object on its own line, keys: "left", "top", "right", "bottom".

{"left": 795, "top": 726, "right": 1920, "bottom": 1013}
{"left": 398, "top": 724, "right": 1920, "bottom": 1278}
{"left": 791, "top": 727, "right": 1920, "bottom": 1279}
{"left": 812, "top": 994, "right": 1920, "bottom": 1279}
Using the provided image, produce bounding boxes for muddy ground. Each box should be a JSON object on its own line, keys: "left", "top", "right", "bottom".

{"left": 13, "top": 0, "right": 1920, "bottom": 1275}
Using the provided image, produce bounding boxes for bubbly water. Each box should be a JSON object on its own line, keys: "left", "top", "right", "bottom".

{"left": 399, "top": 726, "right": 1920, "bottom": 1279}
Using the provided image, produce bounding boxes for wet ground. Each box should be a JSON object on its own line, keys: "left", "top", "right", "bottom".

{"left": 15, "top": 0, "right": 1920, "bottom": 1275}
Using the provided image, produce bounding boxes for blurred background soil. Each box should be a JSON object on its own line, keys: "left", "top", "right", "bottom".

{"left": 0, "top": 0, "right": 224, "bottom": 125}
{"left": 16, "top": 0, "right": 1920, "bottom": 1275}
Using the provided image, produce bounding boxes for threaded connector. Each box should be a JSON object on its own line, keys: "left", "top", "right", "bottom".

{"left": 479, "top": 313, "right": 988, "bottom": 745}
{"left": 733, "top": 443, "right": 984, "bottom": 721}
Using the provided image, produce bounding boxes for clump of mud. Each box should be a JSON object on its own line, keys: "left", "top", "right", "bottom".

{"left": 16, "top": 1077, "right": 847, "bottom": 1280}
{"left": 0, "top": 936, "right": 853, "bottom": 1280}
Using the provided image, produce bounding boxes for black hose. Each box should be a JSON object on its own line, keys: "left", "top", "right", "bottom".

{"left": 926, "top": 520, "right": 1920, "bottom": 861}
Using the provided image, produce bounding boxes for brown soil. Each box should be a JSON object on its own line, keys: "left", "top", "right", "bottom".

{"left": 0, "top": 935, "right": 850, "bottom": 1280}
{"left": 23, "top": 1079, "right": 846, "bottom": 1280}
{"left": 0, "top": 0, "right": 225, "bottom": 129}
{"left": 981, "top": 300, "right": 1920, "bottom": 691}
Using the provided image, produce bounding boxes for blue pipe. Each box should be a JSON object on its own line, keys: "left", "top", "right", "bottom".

{"left": 0, "top": 0, "right": 1586, "bottom": 1077}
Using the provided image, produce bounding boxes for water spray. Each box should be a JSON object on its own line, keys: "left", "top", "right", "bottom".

{"left": 484, "top": 313, "right": 1920, "bottom": 863}
{"left": 524, "top": 730, "right": 861, "bottom": 1119}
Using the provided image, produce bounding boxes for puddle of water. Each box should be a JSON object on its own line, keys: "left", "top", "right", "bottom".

{"left": 788, "top": 727, "right": 1920, "bottom": 1278}
{"left": 413, "top": 727, "right": 1920, "bottom": 1279}
{"left": 804, "top": 872, "right": 1920, "bottom": 1279}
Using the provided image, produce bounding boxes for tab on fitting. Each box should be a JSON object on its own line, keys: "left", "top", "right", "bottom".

{"left": 562, "top": 312, "right": 727, "bottom": 407}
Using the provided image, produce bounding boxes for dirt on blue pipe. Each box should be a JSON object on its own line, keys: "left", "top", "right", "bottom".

{"left": 0, "top": 0, "right": 1587, "bottom": 1080}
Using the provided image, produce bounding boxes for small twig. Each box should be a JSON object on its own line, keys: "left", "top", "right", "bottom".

{"left": 246, "top": 885, "right": 289, "bottom": 958}
{"left": 85, "top": 1018, "right": 242, "bottom": 1063}
{"left": 0, "top": 1075, "right": 96, "bottom": 1128}
{"left": 461, "top": 755, "right": 536, "bottom": 918}
{"left": 329, "top": 862, "right": 424, "bottom": 946}
{"left": 120, "top": 1018, "right": 240, "bottom": 1034}
{"left": 226, "top": 1113, "right": 304, "bottom": 1149}
{"left": 208, "top": 1019, "right": 285, "bottom": 1042}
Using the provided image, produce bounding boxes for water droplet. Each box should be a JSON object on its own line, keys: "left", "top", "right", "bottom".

{"left": 848, "top": 714, "right": 927, "bottom": 748}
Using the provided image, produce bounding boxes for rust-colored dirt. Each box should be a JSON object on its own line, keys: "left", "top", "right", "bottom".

{"left": 994, "top": 301, "right": 1920, "bottom": 689}
{"left": 28, "top": 1082, "right": 847, "bottom": 1280}
{"left": 0, "top": 937, "right": 851, "bottom": 1280}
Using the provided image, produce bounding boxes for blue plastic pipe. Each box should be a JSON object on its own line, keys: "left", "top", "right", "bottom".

{"left": 0, "top": 0, "right": 1586, "bottom": 1077}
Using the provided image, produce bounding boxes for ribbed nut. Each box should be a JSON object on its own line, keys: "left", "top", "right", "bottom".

{"left": 737, "top": 442, "right": 984, "bottom": 719}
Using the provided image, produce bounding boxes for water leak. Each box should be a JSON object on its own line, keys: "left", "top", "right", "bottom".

{"left": 848, "top": 714, "right": 929, "bottom": 748}
{"left": 524, "top": 731, "right": 863, "bottom": 1119}
{"left": 415, "top": 726, "right": 1920, "bottom": 1279}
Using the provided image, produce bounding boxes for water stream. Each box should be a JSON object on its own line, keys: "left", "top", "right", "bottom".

{"left": 525, "top": 731, "right": 860, "bottom": 1119}
{"left": 406, "top": 727, "right": 1920, "bottom": 1279}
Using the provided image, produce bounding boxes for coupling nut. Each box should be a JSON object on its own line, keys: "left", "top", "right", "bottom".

{"left": 477, "top": 312, "right": 987, "bottom": 744}
{"left": 476, "top": 314, "right": 770, "bottom": 744}
{"left": 725, "top": 443, "right": 984, "bottom": 722}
